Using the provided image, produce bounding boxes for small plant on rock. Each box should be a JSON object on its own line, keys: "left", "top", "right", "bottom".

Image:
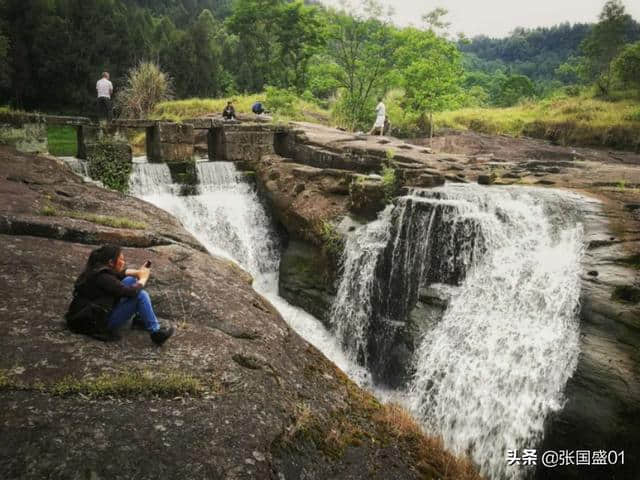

{"left": 381, "top": 165, "right": 397, "bottom": 202}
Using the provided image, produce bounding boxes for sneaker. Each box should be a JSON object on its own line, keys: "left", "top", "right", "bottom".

{"left": 150, "top": 325, "right": 175, "bottom": 345}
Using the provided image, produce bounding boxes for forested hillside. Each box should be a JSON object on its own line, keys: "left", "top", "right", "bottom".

{"left": 461, "top": 19, "right": 640, "bottom": 95}
{"left": 1, "top": 0, "right": 639, "bottom": 138}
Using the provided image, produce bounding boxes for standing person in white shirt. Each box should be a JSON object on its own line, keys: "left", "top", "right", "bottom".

{"left": 96, "top": 72, "right": 114, "bottom": 122}
{"left": 368, "top": 96, "right": 386, "bottom": 136}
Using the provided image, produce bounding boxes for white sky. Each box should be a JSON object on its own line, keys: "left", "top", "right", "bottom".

{"left": 320, "top": 0, "right": 640, "bottom": 38}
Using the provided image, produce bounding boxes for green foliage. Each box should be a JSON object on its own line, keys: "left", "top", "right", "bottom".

{"left": 580, "top": 0, "right": 638, "bottom": 95}
{"left": 496, "top": 75, "right": 535, "bottom": 107}
{"left": 226, "top": 0, "right": 325, "bottom": 93}
{"left": 39, "top": 204, "right": 58, "bottom": 216}
{"left": 116, "top": 61, "right": 173, "bottom": 119}
{"left": 87, "top": 140, "right": 133, "bottom": 192}
{"left": 0, "top": 26, "right": 10, "bottom": 90}
{"left": 393, "top": 27, "right": 465, "bottom": 113}
{"left": 265, "top": 86, "right": 298, "bottom": 117}
{"left": 612, "top": 41, "right": 640, "bottom": 91}
{"left": 317, "top": 221, "right": 343, "bottom": 257}
{"left": 327, "top": 5, "right": 396, "bottom": 129}
{"left": 625, "top": 108, "right": 640, "bottom": 122}
{"left": 47, "top": 125, "right": 77, "bottom": 157}
{"left": 460, "top": 23, "right": 595, "bottom": 85}
{"left": 381, "top": 165, "right": 396, "bottom": 202}
{"left": 153, "top": 92, "right": 329, "bottom": 123}
{"left": 435, "top": 93, "right": 640, "bottom": 151}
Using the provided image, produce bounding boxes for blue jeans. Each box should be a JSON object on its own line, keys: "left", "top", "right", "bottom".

{"left": 107, "top": 277, "right": 160, "bottom": 332}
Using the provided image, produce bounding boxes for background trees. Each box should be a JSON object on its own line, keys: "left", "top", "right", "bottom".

{"left": 0, "top": 0, "right": 638, "bottom": 127}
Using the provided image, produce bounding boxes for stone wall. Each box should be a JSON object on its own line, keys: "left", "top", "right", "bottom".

{"left": 210, "top": 124, "right": 276, "bottom": 162}
{"left": 147, "top": 122, "right": 194, "bottom": 163}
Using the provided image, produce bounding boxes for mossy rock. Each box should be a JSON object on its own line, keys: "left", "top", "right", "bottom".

{"left": 348, "top": 176, "right": 385, "bottom": 220}
{"left": 86, "top": 140, "right": 132, "bottom": 192}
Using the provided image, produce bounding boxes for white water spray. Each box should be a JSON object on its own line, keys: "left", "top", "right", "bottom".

{"left": 128, "top": 159, "right": 372, "bottom": 386}
{"left": 331, "top": 183, "right": 586, "bottom": 479}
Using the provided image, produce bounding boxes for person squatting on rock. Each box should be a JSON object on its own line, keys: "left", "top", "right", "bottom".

{"left": 96, "top": 71, "right": 113, "bottom": 122}
{"left": 251, "top": 100, "right": 265, "bottom": 115}
{"left": 65, "top": 245, "right": 174, "bottom": 345}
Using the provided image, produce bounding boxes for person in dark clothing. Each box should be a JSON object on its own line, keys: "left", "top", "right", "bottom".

{"left": 251, "top": 101, "right": 265, "bottom": 115}
{"left": 222, "top": 101, "right": 236, "bottom": 120}
{"left": 66, "top": 245, "right": 174, "bottom": 345}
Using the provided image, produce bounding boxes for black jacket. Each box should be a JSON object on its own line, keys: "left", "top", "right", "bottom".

{"left": 66, "top": 267, "right": 141, "bottom": 334}
{"left": 222, "top": 106, "right": 236, "bottom": 119}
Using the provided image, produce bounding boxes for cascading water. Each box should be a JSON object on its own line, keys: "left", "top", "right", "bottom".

{"left": 128, "top": 158, "right": 372, "bottom": 386}
{"left": 331, "top": 183, "right": 586, "bottom": 479}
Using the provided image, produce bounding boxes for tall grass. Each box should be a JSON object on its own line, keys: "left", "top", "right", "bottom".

{"left": 152, "top": 92, "right": 330, "bottom": 124}
{"left": 117, "top": 62, "right": 173, "bottom": 119}
{"left": 434, "top": 91, "right": 640, "bottom": 150}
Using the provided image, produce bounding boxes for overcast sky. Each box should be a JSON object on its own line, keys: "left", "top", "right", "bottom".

{"left": 320, "top": 0, "right": 640, "bottom": 38}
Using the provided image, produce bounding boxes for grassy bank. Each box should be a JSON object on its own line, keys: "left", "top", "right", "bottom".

{"left": 152, "top": 92, "right": 330, "bottom": 124}
{"left": 434, "top": 94, "right": 640, "bottom": 151}
{"left": 47, "top": 125, "right": 77, "bottom": 156}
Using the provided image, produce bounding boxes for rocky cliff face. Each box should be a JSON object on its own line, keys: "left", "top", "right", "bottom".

{"left": 0, "top": 146, "right": 480, "bottom": 480}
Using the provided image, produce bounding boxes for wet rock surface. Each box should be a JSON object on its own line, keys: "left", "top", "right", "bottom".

{"left": 0, "top": 146, "right": 475, "bottom": 480}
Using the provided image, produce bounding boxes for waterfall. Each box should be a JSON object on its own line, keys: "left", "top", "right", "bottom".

{"left": 331, "top": 184, "right": 586, "bottom": 479}
{"left": 61, "top": 156, "right": 90, "bottom": 179}
{"left": 127, "top": 158, "right": 372, "bottom": 386}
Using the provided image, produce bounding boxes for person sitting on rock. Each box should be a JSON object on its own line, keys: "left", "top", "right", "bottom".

{"left": 222, "top": 101, "right": 236, "bottom": 120}
{"left": 65, "top": 244, "right": 174, "bottom": 345}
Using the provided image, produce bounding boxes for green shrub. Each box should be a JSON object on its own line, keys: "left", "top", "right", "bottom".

{"left": 381, "top": 166, "right": 396, "bottom": 201}
{"left": 116, "top": 61, "right": 173, "bottom": 119}
{"left": 624, "top": 109, "right": 640, "bottom": 122}
{"left": 87, "top": 140, "right": 132, "bottom": 192}
{"left": 265, "top": 86, "right": 298, "bottom": 117}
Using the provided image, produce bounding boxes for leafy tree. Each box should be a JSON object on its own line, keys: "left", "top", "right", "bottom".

{"left": 273, "top": 1, "right": 324, "bottom": 91}
{"left": 422, "top": 7, "right": 450, "bottom": 37}
{"left": 326, "top": 2, "right": 396, "bottom": 129}
{"left": 393, "top": 27, "right": 464, "bottom": 113}
{"left": 580, "top": 0, "right": 636, "bottom": 95}
{"left": 226, "top": 0, "right": 324, "bottom": 92}
{"left": 611, "top": 41, "right": 640, "bottom": 91}
{"left": 0, "top": 24, "right": 12, "bottom": 90}
{"left": 496, "top": 74, "right": 535, "bottom": 106}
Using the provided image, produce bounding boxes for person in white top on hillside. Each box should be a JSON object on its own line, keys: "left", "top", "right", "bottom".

{"left": 368, "top": 96, "right": 386, "bottom": 136}
{"left": 96, "top": 72, "right": 114, "bottom": 122}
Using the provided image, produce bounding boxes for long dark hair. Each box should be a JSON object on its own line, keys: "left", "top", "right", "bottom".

{"left": 75, "top": 244, "right": 122, "bottom": 289}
